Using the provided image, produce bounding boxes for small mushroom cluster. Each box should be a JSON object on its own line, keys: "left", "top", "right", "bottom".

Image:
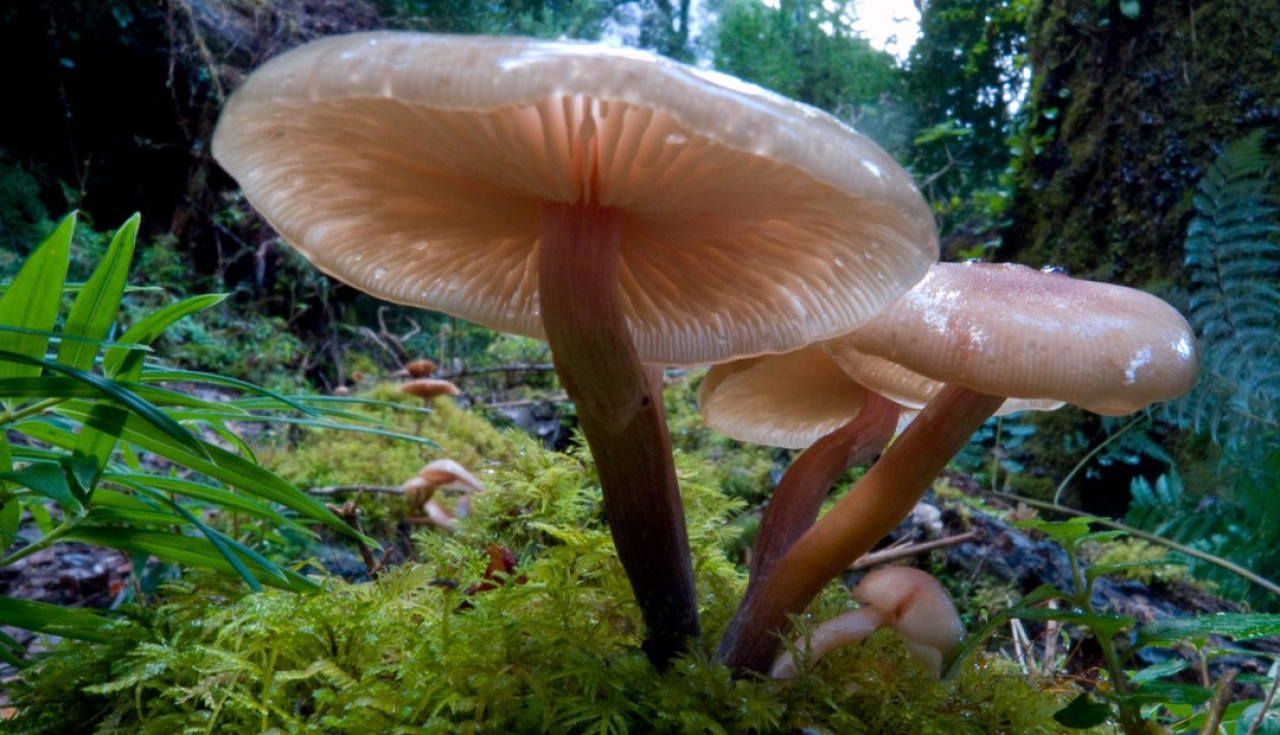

{"left": 213, "top": 32, "right": 1199, "bottom": 674}
{"left": 706, "top": 261, "right": 1198, "bottom": 671}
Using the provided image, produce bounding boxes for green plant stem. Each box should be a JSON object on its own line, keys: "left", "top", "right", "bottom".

{"left": 0, "top": 396, "right": 68, "bottom": 426}
{"left": 1, "top": 515, "right": 80, "bottom": 567}
{"left": 986, "top": 490, "right": 1280, "bottom": 600}
{"left": 1052, "top": 414, "right": 1144, "bottom": 506}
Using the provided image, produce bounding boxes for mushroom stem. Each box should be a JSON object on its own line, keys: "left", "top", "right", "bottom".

{"left": 719, "top": 384, "right": 1002, "bottom": 673}
{"left": 715, "top": 392, "right": 897, "bottom": 665}
{"left": 748, "top": 391, "right": 900, "bottom": 585}
{"left": 538, "top": 202, "right": 700, "bottom": 667}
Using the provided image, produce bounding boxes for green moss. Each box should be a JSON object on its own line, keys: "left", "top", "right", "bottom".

{"left": 4, "top": 408, "right": 1088, "bottom": 733}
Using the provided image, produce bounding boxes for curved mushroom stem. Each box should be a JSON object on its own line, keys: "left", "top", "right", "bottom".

{"left": 539, "top": 202, "right": 700, "bottom": 668}
{"left": 770, "top": 567, "right": 963, "bottom": 678}
{"left": 719, "top": 384, "right": 1002, "bottom": 674}
{"left": 769, "top": 604, "right": 887, "bottom": 678}
{"left": 749, "top": 391, "right": 900, "bottom": 584}
{"left": 715, "top": 392, "right": 898, "bottom": 663}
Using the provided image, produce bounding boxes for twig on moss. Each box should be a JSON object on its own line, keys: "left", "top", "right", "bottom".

{"left": 309, "top": 484, "right": 404, "bottom": 496}
{"left": 325, "top": 491, "right": 393, "bottom": 577}
{"left": 849, "top": 531, "right": 979, "bottom": 570}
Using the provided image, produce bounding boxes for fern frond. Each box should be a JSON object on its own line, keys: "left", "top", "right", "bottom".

{"left": 1177, "top": 129, "right": 1280, "bottom": 446}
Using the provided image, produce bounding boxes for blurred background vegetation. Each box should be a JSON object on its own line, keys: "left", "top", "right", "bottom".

{"left": 1, "top": 0, "right": 1278, "bottom": 611}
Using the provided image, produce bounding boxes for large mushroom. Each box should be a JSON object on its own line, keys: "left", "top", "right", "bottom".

{"left": 212, "top": 32, "right": 937, "bottom": 665}
{"left": 720, "top": 261, "right": 1199, "bottom": 672}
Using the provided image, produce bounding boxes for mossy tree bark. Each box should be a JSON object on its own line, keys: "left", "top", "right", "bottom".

{"left": 1003, "top": 0, "right": 1280, "bottom": 286}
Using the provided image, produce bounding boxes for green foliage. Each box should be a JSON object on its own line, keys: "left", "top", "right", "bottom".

{"left": 6, "top": 430, "right": 1083, "bottom": 734}
{"left": 1126, "top": 460, "right": 1280, "bottom": 612}
{"left": 0, "top": 155, "right": 49, "bottom": 263}
{"left": 375, "top": 0, "right": 614, "bottom": 41}
{"left": 711, "top": 0, "right": 902, "bottom": 140}
{"left": 0, "top": 214, "right": 433, "bottom": 650}
{"left": 1179, "top": 129, "right": 1280, "bottom": 447}
{"left": 905, "top": 0, "right": 1029, "bottom": 203}
{"left": 956, "top": 517, "right": 1280, "bottom": 734}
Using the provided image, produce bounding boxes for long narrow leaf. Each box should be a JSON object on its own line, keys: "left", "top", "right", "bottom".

{"left": 57, "top": 214, "right": 139, "bottom": 371}
{"left": 0, "top": 350, "right": 206, "bottom": 457}
{"left": 0, "top": 377, "right": 241, "bottom": 414}
{"left": 104, "top": 473, "right": 295, "bottom": 526}
{"left": 62, "top": 527, "right": 319, "bottom": 593}
{"left": 0, "top": 595, "right": 115, "bottom": 643}
{"left": 55, "top": 403, "right": 364, "bottom": 541}
{"left": 139, "top": 365, "right": 318, "bottom": 415}
{"left": 120, "top": 485, "right": 272, "bottom": 591}
{"left": 0, "top": 214, "right": 74, "bottom": 385}
{"left": 104, "top": 294, "right": 226, "bottom": 379}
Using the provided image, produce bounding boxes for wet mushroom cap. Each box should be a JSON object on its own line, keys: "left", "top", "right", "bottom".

{"left": 212, "top": 32, "right": 938, "bottom": 365}
{"left": 841, "top": 262, "right": 1200, "bottom": 415}
{"left": 823, "top": 341, "right": 1066, "bottom": 415}
{"left": 698, "top": 347, "right": 876, "bottom": 449}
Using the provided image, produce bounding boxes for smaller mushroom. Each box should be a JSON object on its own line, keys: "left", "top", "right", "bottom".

{"left": 398, "top": 378, "right": 461, "bottom": 405}
{"left": 405, "top": 358, "right": 438, "bottom": 378}
{"left": 402, "top": 459, "right": 485, "bottom": 530}
{"left": 770, "top": 567, "right": 963, "bottom": 678}
{"left": 721, "top": 262, "right": 1199, "bottom": 673}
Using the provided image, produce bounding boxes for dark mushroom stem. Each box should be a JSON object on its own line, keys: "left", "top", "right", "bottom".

{"left": 716, "top": 391, "right": 899, "bottom": 667}
{"left": 720, "top": 384, "right": 1003, "bottom": 673}
{"left": 539, "top": 201, "right": 700, "bottom": 668}
{"left": 749, "top": 392, "right": 900, "bottom": 583}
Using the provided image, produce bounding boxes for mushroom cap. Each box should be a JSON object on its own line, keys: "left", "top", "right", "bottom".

{"left": 398, "top": 378, "right": 461, "bottom": 399}
{"left": 852, "top": 567, "right": 963, "bottom": 673}
{"left": 698, "top": 347, "right": 874, "bottom": 450}
{"left": 824, "top": 340, "right": 1066, "bottom": 415}
{"left": 212, "top": 32, "right": 938, "bottom": 366}
{"left": 841, "top": 262, "right": 1200, "bottom": 415}
{"left": 417, "top": 458, "right": 486, "bottom": 494}
{"left": 405, "top": 358, "right": 437, "bottom": 378}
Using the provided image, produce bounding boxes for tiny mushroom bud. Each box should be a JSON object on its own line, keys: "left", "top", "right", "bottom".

{"left": 725, "top": 262, "right": 1199, "bottom": 673}
{"left": 213, "top": 32, "right": 936, "bottom": 665}
{"left": 770, "top": 567, "right": 962, "bottom": 678}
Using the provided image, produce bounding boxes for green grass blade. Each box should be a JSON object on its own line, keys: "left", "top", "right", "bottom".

{"left": 139, "top": 365, "right": 319, "bottom": 415}
{"left": 57, "top": 214, "right": 139, "bottom": 371}
{"left": 0, "top": 461, "right": 81, "bottom": 510}
{"left": 103, "top": 473, "right": 295, "bottom": 526}
{"left": 0, "top": 213, "right": 74, "bottom": 384}
{"left": 62, "top": 527, "right": 319, "bottom": 593}
{"left": 104, "top": 293, "right": 226, "bottom": 379}
{"left": 1135, "top": 613, "right": 1280, "bottom": 647}
{"left": 59, "top": 405, "right": 364, "bottom": 542}
{"left": 0, "top": 350, "right": 206, "bottom": 457}
{"left": 0, "top": 595, "right": 115, "bottom": 643}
